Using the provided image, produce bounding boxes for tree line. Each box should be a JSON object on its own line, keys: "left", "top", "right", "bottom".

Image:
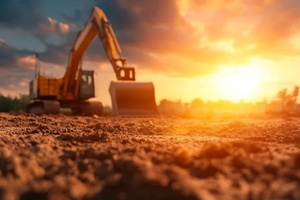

{"left": 0, "top": 94, "right": 30, "bottom": 112}
{"left": 0, "top": 86, "right": 298, "bottom": 116}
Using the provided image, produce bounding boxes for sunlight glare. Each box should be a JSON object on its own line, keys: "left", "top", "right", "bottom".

{"left": 213, "top": 65, "right": 263, "bottom": 102}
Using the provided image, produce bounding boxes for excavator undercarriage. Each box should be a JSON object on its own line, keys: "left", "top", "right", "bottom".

{"left": 27, "top": 100, "right": 60, "bottom": 115}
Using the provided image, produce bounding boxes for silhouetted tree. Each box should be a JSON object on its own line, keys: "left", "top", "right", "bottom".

{"left": 277, "top": 88, "right": 287, "bottom": 101}
{"left": 293, "top": 86, "right": 299, "bottom": 101}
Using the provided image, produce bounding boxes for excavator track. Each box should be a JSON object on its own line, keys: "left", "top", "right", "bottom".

{"left": 27, "top": 100, "right": 60, "bottom": 115}
{"left": 71, "top": 101, "right": 103, "bottom": 116}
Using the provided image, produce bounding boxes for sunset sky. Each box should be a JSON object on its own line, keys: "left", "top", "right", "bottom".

{"left": 1, "top": 0, "right": 300, "bottom": 106}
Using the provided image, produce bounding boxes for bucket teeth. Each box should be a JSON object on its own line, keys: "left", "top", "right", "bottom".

{"left": 109, "top": 81, "right": 159, "bottom": 116}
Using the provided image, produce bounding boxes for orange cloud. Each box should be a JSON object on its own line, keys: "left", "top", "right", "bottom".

{"left": 58, "top": 23, "right": 70, "bottom": 34}
{"left": 39, "top": 17, "right": 70, "bottom": 35}
{"left": 133, "top": 0, "right": 300, "bottom": 76}
{"left": 17, "top": 55, "right": 35, "bottom": 67}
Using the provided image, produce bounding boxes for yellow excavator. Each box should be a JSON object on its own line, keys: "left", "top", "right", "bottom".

{"left": 27, "top": 7, "right": 159, "bottom": 116}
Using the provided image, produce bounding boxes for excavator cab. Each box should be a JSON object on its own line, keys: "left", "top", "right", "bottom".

{"left": 79, "top": 70, "right": 95, "bottom": 100}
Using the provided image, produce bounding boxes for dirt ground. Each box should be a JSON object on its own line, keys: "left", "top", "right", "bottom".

{"left": 0, "top": 113, "right": 300, "bottom": 200}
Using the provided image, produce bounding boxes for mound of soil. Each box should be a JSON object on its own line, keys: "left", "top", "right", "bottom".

{"left": 0, "top": 113, "right": 300, "bottom": 199}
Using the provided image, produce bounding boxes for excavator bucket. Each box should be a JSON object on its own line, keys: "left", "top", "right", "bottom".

{"left": 109, "top": 81, "right": 159, "bottom": 116}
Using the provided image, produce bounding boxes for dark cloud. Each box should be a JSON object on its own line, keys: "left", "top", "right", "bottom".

{"left": 95, "top": 0, "right": 190, "bottom": 48}
{"left": 95, "top": 1, "right": 139, "bottom": 31}
{"left": 0, "top": 41, "right": 17, "bottom": 66}
{"left": 0, "top": 0, "right": 70, "bottom": 39}
{"left": 0, "top": 40, "right": 32, "bottom": 67}
{"left": 62, "top": 9, "right": 84, "bottom": 24}
{"left": 0, "top": 41, "right": 35, "bottom": 94}
{"left": 0, "top": 0, "right": 41, "bottom": 28}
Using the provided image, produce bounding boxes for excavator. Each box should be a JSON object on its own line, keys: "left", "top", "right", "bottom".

{"left": 27, "top": 7, "right": 159, "bottom": 116}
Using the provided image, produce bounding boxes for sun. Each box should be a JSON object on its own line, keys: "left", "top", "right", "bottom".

{"left": 213, "top": 66, "right": 263, "bottom": 102}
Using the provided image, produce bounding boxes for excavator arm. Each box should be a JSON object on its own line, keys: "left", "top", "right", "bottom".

{"left": 62, "top": 7, "right": 135, "bottom": 98}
